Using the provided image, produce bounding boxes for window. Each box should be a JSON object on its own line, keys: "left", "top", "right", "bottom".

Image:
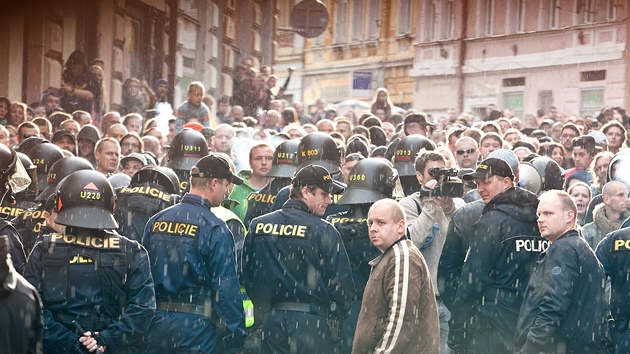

{"left": 581, "top": 70, "right": 606, "bottom": 81}
{"left": 538, "top": 90, "right": 553, "bottom": 115}
{"left": 334, "top": 0, "right": 348, "bottom": 44}
{"left": 509, "top": 0, "right": 525, "bottom": 33}
{"left": 577, "top": 0, "right": 596, "bottom": 24}
{"left": 541, "top": 0, "right": 559, "bottom": 29}
{"left": 503, "top": 92, "right": 524, "bottom": 118}
{"left": 606, "top": 0, "right": 618, "bottom": 20}
{"left": 581, "top": 87, "right": 604, "bottom": 117}
{"left": 397, "top": 0, "right": 412, "bottom": 35}
{"left": 351, "top": 0, "right": 364, "bottom": 41}
{"left": 183, "top": 57, "right": 194, "bottom": 69}
{"left": 503, "top": 77, "right": 526, "bottom": 87}
{"left": 366, "top": 0, "right": 381, "bottom": 40}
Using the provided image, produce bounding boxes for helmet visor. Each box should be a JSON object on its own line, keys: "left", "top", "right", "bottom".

{"left": 10, "top": 157, "right": 32, "bottom": 194}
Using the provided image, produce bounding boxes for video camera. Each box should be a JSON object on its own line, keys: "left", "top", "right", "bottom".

{"left": 419, "top": 167, "right": 464, "bottom": 198}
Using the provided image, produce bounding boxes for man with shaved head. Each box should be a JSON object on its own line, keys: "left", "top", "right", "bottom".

{"left": 454, "top": 137, "right": 479, "bottom": 169}
{"left": 352, "top": 199, "right": 439, "bottom": 353}
{"left": 583, "top": 181, "right": 630, "bottom": 249}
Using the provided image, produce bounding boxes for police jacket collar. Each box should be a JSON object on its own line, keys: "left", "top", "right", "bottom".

{"left": 181, "top": 193, "right": 212, "bottom": 210}
{"left": 556, "top": 229, "right": 579, "bottom": 243}
{"left": 283, "top": 198, "right": 310, "bottom": 213}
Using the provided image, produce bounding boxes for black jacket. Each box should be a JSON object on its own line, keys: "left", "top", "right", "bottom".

{"left": 0, "top": 253, "right": 43, "bottom": 354}
{"left": 448, "top": 187, "right": 544, "bottom": 351}
{"left": 438, "top": 199, "right": 485, "bottom": 310}
{"left": 596, "top": 227, "right": 630, "bottom": 322}
{"left": 243, "top": 199, "right": 355, "bottom": 316}
{"left": 516, "top": 230, "right": 607, "bottom": 353}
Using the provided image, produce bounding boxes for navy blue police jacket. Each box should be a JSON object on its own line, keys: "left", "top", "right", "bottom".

{"left": 596, "top": 226, "right": 630, "bottom": 322}
{"left": 243, "top": 198, "right": 355, "bottom": 316}
{"left": 142, "top": 193, "right": 246, "bottom": 352}
{"left": 24, "top": 230, "right": 155, "bottom": 354}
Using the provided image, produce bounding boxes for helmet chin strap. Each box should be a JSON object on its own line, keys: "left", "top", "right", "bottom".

{"left": 0, "top": 185, "right": 13, "bottom": 206}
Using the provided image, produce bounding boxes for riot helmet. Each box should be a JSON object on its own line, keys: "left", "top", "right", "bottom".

{"left": 130, "top": 165, "right": 181, "bottom": 195}
{"left": 16, "top": 152, "right": 38, "bottom": 201}
{"left": 167, "top": 129, "right": 209, "bottom": 171}
{"left": 296, "top": 132, "right": 342, "bottom": 174}
{"left": 55, "top": 170, "right": 118, "bottom": 230}
{"left": 0, "top": 145, "right": 31, "bottom": 204}
{"left": 393, "top": 135, "right": 436, "bottom": 177}
{"left": 518, "top": 156, "right": 564, "bottom": 195}
{"left": 36, "top": 156, "right": 94, "bottom": 202}
{"left": 337, "top": 158, "right": 402, "bottom": 205}
{"left": 267, "top": 139, "right": 300, "bottom": 178}
{"left": 27, "top": 143, "right": 64, "bottom": 193}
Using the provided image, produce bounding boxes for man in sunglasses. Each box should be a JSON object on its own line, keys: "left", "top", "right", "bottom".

{"left": 454, "top": 137, "right": 479, "bottom": 169}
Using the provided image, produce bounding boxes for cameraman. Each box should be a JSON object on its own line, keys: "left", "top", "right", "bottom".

{"left": 399, "top": 151, "right": 465, "bottom": 354}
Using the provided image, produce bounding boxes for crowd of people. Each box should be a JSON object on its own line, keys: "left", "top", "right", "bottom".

{"left": 2, "top": 50, "right": 630, "bottom": 354}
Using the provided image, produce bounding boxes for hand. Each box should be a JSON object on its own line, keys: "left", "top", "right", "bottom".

{"left": 78, "top": 331, "right": 105, "bottom": 353}
{"left": 60, "top": 82, "right": 72, "bottom": 93}
{"left": 434, "top": 196, "right": 454, "bottom": 213}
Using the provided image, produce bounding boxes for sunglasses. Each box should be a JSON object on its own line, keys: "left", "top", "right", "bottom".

{"left": 456, "top": 148, "right": 475, "bottom": 155}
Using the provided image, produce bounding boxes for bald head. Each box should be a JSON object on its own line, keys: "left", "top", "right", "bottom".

{"left": 603, "top": 181, "right": 627, "bottom": 198}
{"left": 370, "top": 199, "right": 405, "bottom": 225}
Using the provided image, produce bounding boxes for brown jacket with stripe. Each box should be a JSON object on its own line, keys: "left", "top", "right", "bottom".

{"left": 351, "top": 238, "right": 440, "bottom": 354}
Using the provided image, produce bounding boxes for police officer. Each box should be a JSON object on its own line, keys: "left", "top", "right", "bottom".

{"left": 0, "top": 235, "right": 43, "bottom": 354}
{"left": 392, "top": 134, "right": 436, "bottom": 196}
{"left": 1, "top": 153, "right": 39, "bottom": 220}
{"left": 596, "top": 217, "right": 630, "bottom": 353}
{"left": 448, "top": 157, "right": 543, "bottom": 354}
{"left": 244, "top": 165, "right": 355, "bottom": 354}
{"left": 27, "top": 143, "right": 64, "bottom": 195}
{"left": 166, "top": 128, "right": 209, "bottom": 193}
{"left": 327, "top": 158, "right": 400, "bottom": 353}
{"left": 0, "top": 145, "right": 32, "bottom": 274}
{"left": 114, "top": 165, "right": 180, "bottom": 243}
{"left": 269, "top": 132, "right": 346, "bottom": 218}
{"left": 143, "top": 153, "right": 247, "bottom": 354}
{"left": 24, "top": 170, "right": 156, "bottom": 354}
{"left": 15, "top": 156, "right": 94, "bottom": 255}
{"left": 244, "top": 139, "right": 299, "bottom": 226}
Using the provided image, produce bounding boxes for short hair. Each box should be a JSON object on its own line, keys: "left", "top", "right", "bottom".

{"left": 95, "top": 137, "right": 120, "bottom": 153}
{"left": 122, "top": 113, "right": 143, "bottom": 126}
{"left": 602, "top": 120, "right": 627, "bottom": 145}
{"left": 462, "top": 127, "right": 483, "bottom": 144}
{"left": 72, "top": 110, "right": 91, "bottom": 122}
{"left": 248, "top": 142, "right": 274, "bottom": 161}
{"left": 447, "top": 127, "right": 466, "bottom": 143}
{"left": 49, "top": 112, "right": 72, "bottom": 130}
{"left": 480, "top": 132, "right": 504, "bottom": 146}
{"left": 540, "top": 190, "right": 577, "bottom": 222}
{"left": 60, "top": 119, "right": 79, "bottom": 129}
{"left": 120, "top": 133, "right": 144, "bottom": 151}
{"left": 455, "top": 136, "right": 478, "bottom": 149}
{"left": 603, "top": 181, "right": 628, "bottom": 199}
{"left": 32, "top": 117, "right": 52, "bottom": 132}
{"left": 370, "top": 198, "right": 406, "bottom": 226}
{"left": 561, "top": 123, "right": 581, "bottom": 137}
{"left": 414, "top": 151, "right": 445, "bottom": 174}
{"left": 316, "top": 119, "right": 336, "bottom": 130}
{"left": 17, "top": 122, "right": 39, "bottom": 136}
{"left": 289, "top": 183, "right": 318, "bottom": 200}
{"left": 352, "top": 126, "right": 370, "bottom": 140}
{"left": 333, "top": 117, "right": 353, "bottom": 128}
{"left": 187, "top": 81, "right": 205, "bottom": 94}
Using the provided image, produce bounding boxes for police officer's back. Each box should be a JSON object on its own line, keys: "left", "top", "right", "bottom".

{"left": 143, "top": 154, "right": 247, "bottom": 354}
{"left": 114, "top": 166, "right": 180, "bottom": 243}
{"left": 244, "top": 165, "right": 355, "bottom": 354}
{"left": 24, "top": 170, "right": 156, "bottom": 354}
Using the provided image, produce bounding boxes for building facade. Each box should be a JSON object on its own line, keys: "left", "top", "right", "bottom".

{"left": 410, "top": 0, "right": 629, "bottom": 119}
{"left": 0, "top": 0, "right": 275, "bottom": 116}
{"left": 299, "top": 0, "right": 418, "bottom": 115}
